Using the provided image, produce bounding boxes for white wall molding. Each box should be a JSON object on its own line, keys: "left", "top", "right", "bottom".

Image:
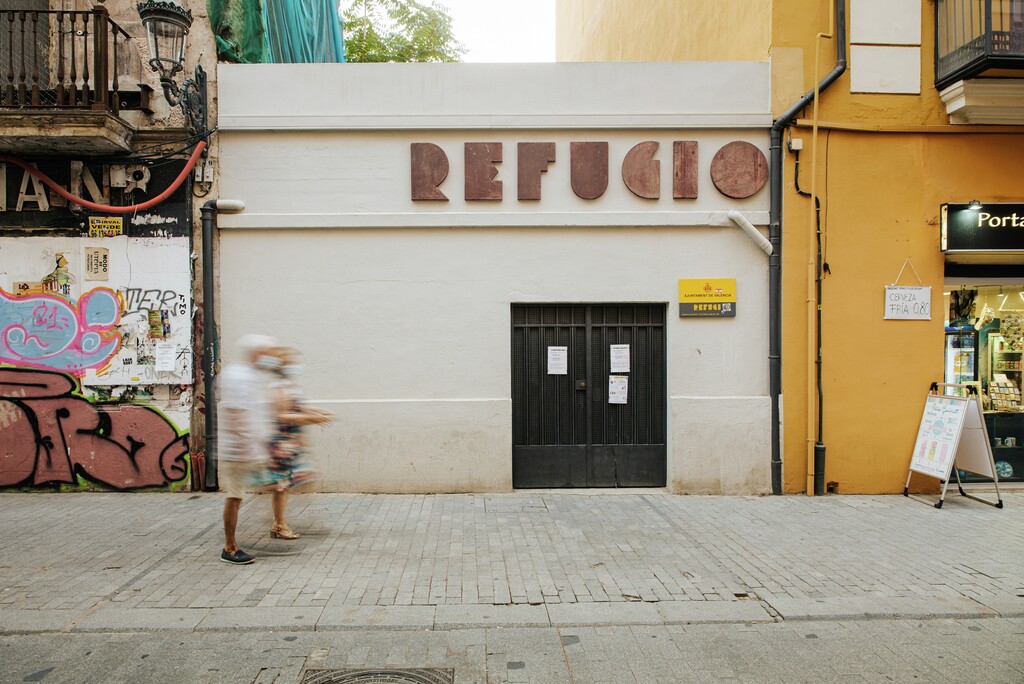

{"left": 218, "top": 62, "right": 771, "bottom": 131}
{"left": 218, "top": 210, "right": 770, "bottom": 230}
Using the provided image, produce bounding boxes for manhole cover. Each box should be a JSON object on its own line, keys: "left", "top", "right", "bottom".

{"left": 299, "top": 669, "right": 454, "bottom": 684}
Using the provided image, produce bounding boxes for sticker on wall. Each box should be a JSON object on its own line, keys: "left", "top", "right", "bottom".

{"left": 11, "top": 281, "right": 43, "bottom": 297}
{"left": 609, "top": 375, "right": 628, "bottom": 404}
{"left": 84, "top": 247, "right": 109, "bottom": 281}
{"left": 610, "top": 344, "right": 630, "bottom": 372}
{"left": 147, "top": 309, "right": 171, "bottom": 339}
{"left": 88, "top": 216, "right": 123, "bottom": 237}
{"left": 547, "top": 346, "right": 568, "bottom": 375}
{"left": 678, "top": 278, "right": 737, "bottom": 317}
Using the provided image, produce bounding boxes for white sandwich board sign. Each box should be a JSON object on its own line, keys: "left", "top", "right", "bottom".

{"left": 904, "top": 384, "right": 1003, "bottom": 509}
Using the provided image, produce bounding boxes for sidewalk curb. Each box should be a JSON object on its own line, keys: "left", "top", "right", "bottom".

{"left": 4, "top": 598, "right": 1021, "bottom": 635}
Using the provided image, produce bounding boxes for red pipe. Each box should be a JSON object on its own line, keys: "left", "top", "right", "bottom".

{"left": 0, "top": 140, "right": 207, "bottom": 214}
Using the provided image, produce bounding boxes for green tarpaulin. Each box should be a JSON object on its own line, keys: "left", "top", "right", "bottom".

{"left": 207, "top": 0, "right": 345, "bottom": 64}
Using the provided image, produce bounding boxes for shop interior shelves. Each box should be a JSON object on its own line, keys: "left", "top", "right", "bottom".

{"left": 980, "top": 411, "right": 1024, "bottom": 482}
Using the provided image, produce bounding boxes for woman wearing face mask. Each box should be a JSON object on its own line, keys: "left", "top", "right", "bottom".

{"left": 266, "top": 346, "right": 333, "bottom": 539}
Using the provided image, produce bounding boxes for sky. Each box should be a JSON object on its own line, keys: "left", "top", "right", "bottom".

{"left": 440, "top": 0, "right": 555, "bottom": 63}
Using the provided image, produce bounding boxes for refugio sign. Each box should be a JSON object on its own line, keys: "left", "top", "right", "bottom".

{"left": 884, "top": 286, "right": 931, "bottom": 320}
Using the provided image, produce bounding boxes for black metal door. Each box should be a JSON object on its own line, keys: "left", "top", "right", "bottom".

{"left": 511, "top": 304, "right": 666, "bottom": 487}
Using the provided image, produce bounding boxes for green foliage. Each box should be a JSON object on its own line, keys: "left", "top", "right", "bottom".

{"left": 342, "top": 0, "right": 466, "bottom": 63}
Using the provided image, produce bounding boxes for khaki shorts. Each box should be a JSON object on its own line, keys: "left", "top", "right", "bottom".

{"left": 220, "top": 460, "right": 265, "bottom": 500}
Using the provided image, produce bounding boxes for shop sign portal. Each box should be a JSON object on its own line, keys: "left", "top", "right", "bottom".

{"left": 411, "top": 140, "right": 768, "bottom": 203}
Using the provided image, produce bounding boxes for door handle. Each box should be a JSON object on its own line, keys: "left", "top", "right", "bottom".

{"left": 575, "top": 379, "right": 587, "bottom": 390}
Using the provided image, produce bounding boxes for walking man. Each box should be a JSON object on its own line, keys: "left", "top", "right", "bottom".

{"left": 217, "top": 334, "right": 279, "bottom": 565}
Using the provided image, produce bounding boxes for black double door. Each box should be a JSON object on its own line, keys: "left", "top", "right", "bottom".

{"left": 512, "top": 304, "right": 667, "bottom": 488}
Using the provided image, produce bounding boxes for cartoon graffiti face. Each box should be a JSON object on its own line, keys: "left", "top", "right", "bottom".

{"left": 0, "top": 287, "right": 121, "bottom": 376}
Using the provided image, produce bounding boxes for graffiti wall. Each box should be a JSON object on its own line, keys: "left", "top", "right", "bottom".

{"left": 0, "top": 367, "right": 189, "bottom": 489}
{"left": 0, "top": 236, "right": 192, "bottom": 490}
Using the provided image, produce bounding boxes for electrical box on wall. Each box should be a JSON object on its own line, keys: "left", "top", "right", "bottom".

{"left": 196, "top": 159, "right": 214, "bottom": 184}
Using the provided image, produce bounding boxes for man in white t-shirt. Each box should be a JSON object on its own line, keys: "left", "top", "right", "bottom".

{"left": 217, "top": 334, "right": 280, "bottom": 565}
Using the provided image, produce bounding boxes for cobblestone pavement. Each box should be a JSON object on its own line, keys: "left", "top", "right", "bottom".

{"left": 0, "top": 491, "right": 1022, "bottom": 682}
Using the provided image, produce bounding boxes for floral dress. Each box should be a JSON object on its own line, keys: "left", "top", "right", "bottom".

{"left": 268, "top": 380, "right": 321, "bottom": 489}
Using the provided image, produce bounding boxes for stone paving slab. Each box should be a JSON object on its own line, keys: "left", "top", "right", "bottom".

{"left": 547, "top": 601, "right": 664, "bottom": 626}
{"left": 316, "top": 605, "right": 436, "bottom": 630}
{"left": 195, "top": 606, "right": 324, "bottom": 631}
{"left": 0, "top": 609, "right": 78, "bottom": 634}
{"left": 767, "top": 595, "right": 999, "bottom": 621}
{"left": 74, "top": 606, "right": 209, "bottom": 632}
{"left": 656, "top": 599, "right": 773, "bottom": 624}
{"left": 434, "top": 604, "right": 550, "bottom": 629}
{"left": 972, "top": 594, "right": 1024, "bottom": 618}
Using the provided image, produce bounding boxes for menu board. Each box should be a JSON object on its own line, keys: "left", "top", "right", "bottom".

{"left": 909, "top": 394, "right": 968, "bottom": 479}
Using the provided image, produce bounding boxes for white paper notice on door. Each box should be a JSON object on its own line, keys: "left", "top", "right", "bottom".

{"left": 608, "top": 375, "right": 628, "bottom": 404}
{"left": 610, "top": 344, "right": 630, "bottom": 372}
{"left": 547, "top": 346, "right": 568, "bottom": 375}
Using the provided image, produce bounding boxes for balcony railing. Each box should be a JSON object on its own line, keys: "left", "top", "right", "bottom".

{"left": 936, "top": 0, "right": 1024, "bottom": 89}
{"left": 0, "top": 7, "right": 142, "bottom": 114}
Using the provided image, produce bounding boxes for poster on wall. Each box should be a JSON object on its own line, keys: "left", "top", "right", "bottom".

{"left": 547, "top": 346, "right": 568, "bottom": 375}
{"left": 0, "top": 236, "right": 192, "bottom": 386}
{"left": 610, "top": 344, "right": 630, "bottom": 372}
{"left": 609, "top": 375, "right": 628, "bottom": 404}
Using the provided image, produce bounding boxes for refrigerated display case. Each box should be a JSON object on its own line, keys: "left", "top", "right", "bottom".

{"left": 944, "top": 327, "right": 977, "bottom": 385}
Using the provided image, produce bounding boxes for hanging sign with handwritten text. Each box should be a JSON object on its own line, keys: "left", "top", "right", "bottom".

{"left": 884, "top": 286, "right": 931, "bottom": 320}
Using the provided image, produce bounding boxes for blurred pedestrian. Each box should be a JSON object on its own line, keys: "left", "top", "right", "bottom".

{"left": 216, "top": 334, "right": 280, "bottom": 565}
{"left": 267, "top": 346, "right": 333, "bottom": 540}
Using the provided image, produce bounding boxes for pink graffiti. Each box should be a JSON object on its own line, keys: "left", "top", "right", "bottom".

{"left": 0, "top": 368, "right": 189, "bottom": 490}
{"left": 0, "top": 287, "right": 121, "bottom": 377}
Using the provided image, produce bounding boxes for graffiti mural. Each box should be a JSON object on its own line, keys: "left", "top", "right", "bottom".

{"left": 0, "top": 367, "right": 189, "bottom": 490}
{"left": 0, "top": 287, "right": 121, "bottom": 375}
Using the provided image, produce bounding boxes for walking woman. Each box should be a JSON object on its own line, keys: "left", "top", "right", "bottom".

{"left": 267, "top": 347, "right": 333, "bottom": 539}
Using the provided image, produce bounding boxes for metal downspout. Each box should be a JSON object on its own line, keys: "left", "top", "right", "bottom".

{"left": 768, "top": 0, "right": 846, "bottom": 494}
{"left": 200, "top": 199, "right": 245, "bottom": 491}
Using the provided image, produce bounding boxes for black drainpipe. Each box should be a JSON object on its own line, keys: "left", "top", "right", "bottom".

{"left": 200, "top": 199, "right": 245, "bottom": 491}
{"left": 768, "top": 0, "right": 846, "bottom": 494}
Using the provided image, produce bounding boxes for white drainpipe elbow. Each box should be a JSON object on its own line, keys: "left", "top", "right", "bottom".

{"left": 728, "top": 210, "right": 773, "bottom": 256}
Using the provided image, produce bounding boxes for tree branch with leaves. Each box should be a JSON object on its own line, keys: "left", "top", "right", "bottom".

{"left": 342, "top": 0, "right": 466, "bottom": 63}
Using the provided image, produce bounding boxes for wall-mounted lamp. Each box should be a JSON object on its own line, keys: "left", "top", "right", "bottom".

{"left": 137, "top": 1, "right": 208, "bottom": 137}
{"left": 967, "top": 199, "right": 982, "bottom": 209}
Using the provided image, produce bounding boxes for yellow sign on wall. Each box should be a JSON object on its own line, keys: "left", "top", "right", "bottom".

{"left": 678, "top": 278, "right": 737, "bottom": 317}
{"left": 88, "top": 216, "right": 123, "bottom": 237}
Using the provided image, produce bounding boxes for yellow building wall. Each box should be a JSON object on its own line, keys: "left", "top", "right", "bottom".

{"left": 555, "top": 0, "right": 769, "bottom": 62}
{"left": 782, "top": 132, "right": 1023, "bottom": 494}
{"left": 775, "top": 1, "right": 1023, "bottom": 493}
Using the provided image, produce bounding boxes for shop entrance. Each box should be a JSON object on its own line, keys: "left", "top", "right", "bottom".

{"left": 944, "top": 282, "right": 1024, "bottom": 482}
{"left": 511, "top": 304, "right": 667, "bottom": 487}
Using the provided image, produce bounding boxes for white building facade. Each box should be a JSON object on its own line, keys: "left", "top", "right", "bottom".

{"left": 216, "top": 62, "right": 773, "bottom": 494}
